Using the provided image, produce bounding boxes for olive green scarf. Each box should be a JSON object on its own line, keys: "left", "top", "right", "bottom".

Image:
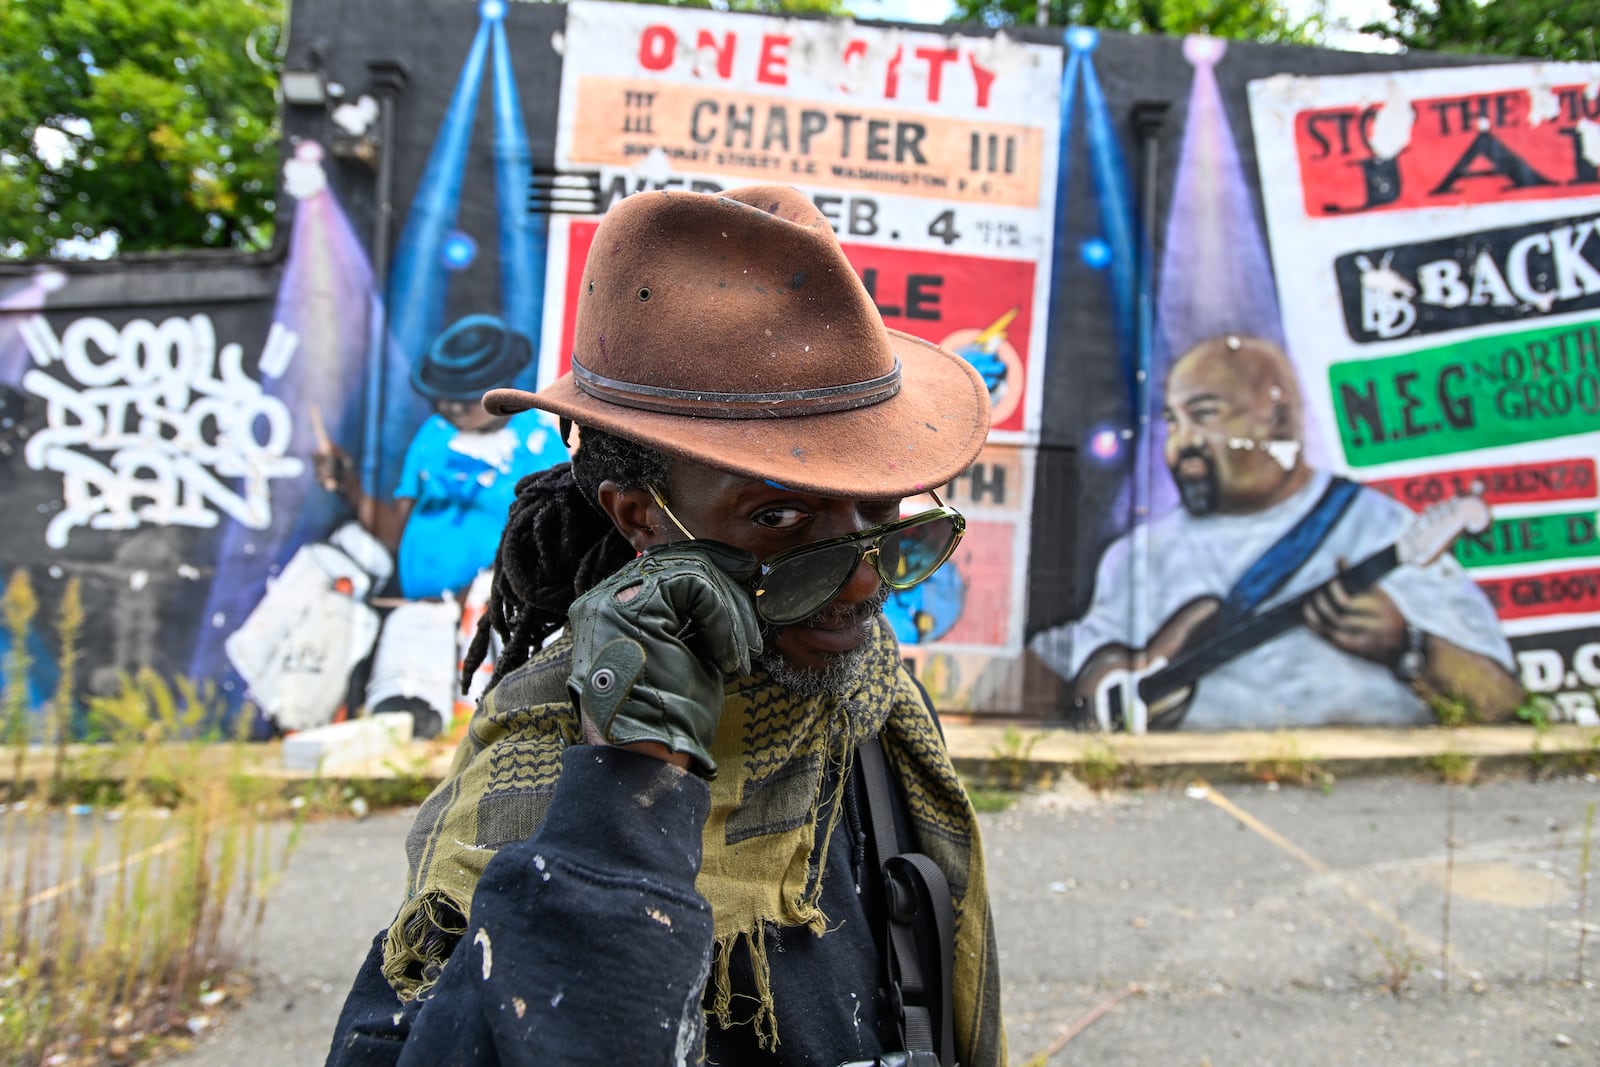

{"left": 382, "top": 621, "right": 1005, "bottom": 1066}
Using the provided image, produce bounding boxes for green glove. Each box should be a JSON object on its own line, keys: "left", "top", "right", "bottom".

{"left": 567, "top": 541, "right": 763, "bottom": 777}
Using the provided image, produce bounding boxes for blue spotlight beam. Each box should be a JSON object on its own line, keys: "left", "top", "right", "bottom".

{"left": 384, "top": 20, "right": 492, "bottom": 387}
{"left": 491, "top": 20, "right": 547, "bottom": 391}
{"left": 1080, "top": 56, "right": 1139, "bottom": 398}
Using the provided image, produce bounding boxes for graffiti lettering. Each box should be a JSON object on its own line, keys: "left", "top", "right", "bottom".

{"left": 19, "top": 314, "right": 303, "bottom": 547}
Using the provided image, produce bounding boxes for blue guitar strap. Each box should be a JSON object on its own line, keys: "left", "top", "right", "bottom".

{"left": 1217, "top": 476, "right": 1361, "bottom": 624}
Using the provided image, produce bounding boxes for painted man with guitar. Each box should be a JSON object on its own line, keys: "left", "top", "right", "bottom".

{"left": 1028, "top": 335, "right": 1523, "bottom": 731}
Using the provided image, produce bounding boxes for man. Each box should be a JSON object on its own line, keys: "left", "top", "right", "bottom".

{"left": 1029, "top": 334, "right": 1521, "bottom": 731}
{"left": 326, "top": 186, "right": 1005, "bottom": 1066}
{"left": 314, "top": 314, "right": 568, "bottom": 600}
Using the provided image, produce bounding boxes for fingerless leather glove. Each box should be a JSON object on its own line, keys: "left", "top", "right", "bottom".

{"left": 567, "top": 542, "right": 762, "bottom": 778}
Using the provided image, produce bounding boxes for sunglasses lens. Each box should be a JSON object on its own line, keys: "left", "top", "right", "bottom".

{"left": 754, "top": 512, "right": 963, "bottom": 624}
{"left": 880, "top": 514, "right": 962, "bottom": 589}
{"left": 757, "top": 542, "right": 862, "bottom": 625}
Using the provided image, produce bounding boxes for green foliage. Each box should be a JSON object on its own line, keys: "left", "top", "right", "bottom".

{"left": 50, "top": 579, "right": 83, "bottom": 795}
{"left": 1361, "top": 0, "right": 1600, "bottom": 61}
{"left": 4, "top": 571, "right": 40, "bottom": 800}
{"left": 947, "top": 0, "right": 1316, "bottom": 43}
{"left": 0, "top": 0, "right": 285, "bottom": 257}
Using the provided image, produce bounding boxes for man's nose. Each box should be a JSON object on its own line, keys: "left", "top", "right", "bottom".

{"left": 835, "top": 546, "right": 883, "bottom": 605}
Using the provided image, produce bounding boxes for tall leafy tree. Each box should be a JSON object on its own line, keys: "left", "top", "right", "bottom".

{"left": 946, "top": 0, "right": 1315, "bottom": 42}
{"left": 1361, "top": 0, "right": 1600, "bottom": 60}
{"left": 0, "top": 0, "right": 284, "bottom": 258}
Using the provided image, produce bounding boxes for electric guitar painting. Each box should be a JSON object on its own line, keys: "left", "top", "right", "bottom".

{"left": 1069, "top": 495, "right": 1492, "bottom": 732}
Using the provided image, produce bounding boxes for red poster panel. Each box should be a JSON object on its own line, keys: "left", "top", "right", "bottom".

{"left": 1477, "top": 567, "right": 1600, "bottom": 621}
{"left": 1364, "top": 458, "right": 1599, "bottom": 512}
{"left": 1295, "top": 83, "right": 1600, "bottom": 217}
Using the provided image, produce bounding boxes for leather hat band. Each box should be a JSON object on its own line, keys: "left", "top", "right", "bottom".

{"left": 570, "top": 354, "right": 902, "bottom": 418}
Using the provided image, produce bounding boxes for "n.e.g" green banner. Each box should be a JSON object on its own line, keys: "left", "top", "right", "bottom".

{"left": 1328, "top": 318, "right": 1600, "bottom": 467}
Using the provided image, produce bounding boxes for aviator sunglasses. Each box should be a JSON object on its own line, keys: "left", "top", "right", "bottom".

{"left": 646, "top": 485, "right": 967, "bottom": 627}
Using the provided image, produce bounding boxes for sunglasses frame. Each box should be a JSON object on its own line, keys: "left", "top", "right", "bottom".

{"left": 646, "top": 485, "right": 967, "bottom": 625}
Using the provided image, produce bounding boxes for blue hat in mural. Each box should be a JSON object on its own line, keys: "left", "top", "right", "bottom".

{"left": 411, "top": 314, "right": 532, "bottom": 401}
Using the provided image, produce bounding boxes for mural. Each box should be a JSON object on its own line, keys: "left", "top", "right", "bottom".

{"left": 1, "top": 0, "right": 1596, "bottom": 738}
{"left": 1251, "top": 61, "right": 1600, "bottom": 728}
{"left": 1029, "top": 40, "right": 1527, "bottom": 730}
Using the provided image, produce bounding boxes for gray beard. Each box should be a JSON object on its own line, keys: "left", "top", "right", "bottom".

{"left": 755, "top": 587, "right": 889, "bottom": 699}
{"left": 756, "top": 639, "right": 874, "bottom": 699}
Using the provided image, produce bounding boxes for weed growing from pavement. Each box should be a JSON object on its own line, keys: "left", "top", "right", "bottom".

{"left": 1425, "top": 749, "right": 1479, "bottom": 785}
{"left": 1426, "top": 690, "right": 1475, "bottom": 728}
{"left": 1247, "top": 733, "right": 1334, "bottom": 791}
{"left": 1369, "top": 928, "right": 1426, "bottom": 997}
{"left": 987, "top": 725, "right": 1046, "bottom": 791}
{"left": 962, "top": 785, "right": 1018, "bottom": 813}
{"left": 1077, "top": 738, "right": 1123, "bottom": 791}
{"left": 3, "top": 570, "right": 37, "bottom": 801}
{"left": 0, "top": 569, "right": 301, "bottom": 1066}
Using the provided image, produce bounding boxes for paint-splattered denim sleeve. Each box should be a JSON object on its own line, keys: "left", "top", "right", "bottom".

{"left": 326, "top": 746, "right": 714, "bottom": 1067}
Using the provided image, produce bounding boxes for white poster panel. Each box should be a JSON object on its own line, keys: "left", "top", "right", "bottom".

{"left": 1250, "top": 62, "right": 1600, "bottom": 722}
{"left": 541, "top": 3, "right": 1062, "bottom": 691}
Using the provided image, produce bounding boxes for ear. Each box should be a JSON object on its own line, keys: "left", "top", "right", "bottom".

{"left": 596, "top": 480, "right": 667, "bottom": 554}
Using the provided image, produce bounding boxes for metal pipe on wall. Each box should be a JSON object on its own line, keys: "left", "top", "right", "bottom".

{"left": 1128, "top": 100, "right": 1168, "bottom": 735}
{"left": 361, "top": 59, "right": 410, "bottom": 496}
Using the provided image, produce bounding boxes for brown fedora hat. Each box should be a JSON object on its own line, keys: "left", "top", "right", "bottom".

{"left": 483, "top": 185, "right": 989, "bottom": 498}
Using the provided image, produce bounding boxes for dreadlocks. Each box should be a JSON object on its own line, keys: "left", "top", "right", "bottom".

{"left": 460, "top": 427, "right": 671, "bottom": 692}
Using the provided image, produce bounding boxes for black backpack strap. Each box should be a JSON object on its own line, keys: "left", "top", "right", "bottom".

{"left": 858, "top": 735, "right": 956, "bottom": 1067}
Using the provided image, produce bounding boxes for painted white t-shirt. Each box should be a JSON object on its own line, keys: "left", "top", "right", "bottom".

{"left": 1028, "top": 470, "right": 1514, "bottom": 730}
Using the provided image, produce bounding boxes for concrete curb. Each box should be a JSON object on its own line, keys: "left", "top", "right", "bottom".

{"left": 320, "top": 722, "right": 1599, "bottom": 792}
{"left": 6, "top": 724, "right": 1595, "bottom": 795}
{"left": 941, "top": 722, "right": 1600, "bottom": 789}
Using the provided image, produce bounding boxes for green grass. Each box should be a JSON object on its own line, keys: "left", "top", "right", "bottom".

{"left": 1, "top": 570, "right": 300, "bottom": 1066}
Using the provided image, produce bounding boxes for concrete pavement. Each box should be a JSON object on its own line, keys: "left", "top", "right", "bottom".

{"left": 157, "top": 761, "right": 1599, "bottom": 1066}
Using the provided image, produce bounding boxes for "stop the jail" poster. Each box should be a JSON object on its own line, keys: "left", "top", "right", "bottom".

{"left": 1250, "top": 62, "right": 1600, "bottom": 723}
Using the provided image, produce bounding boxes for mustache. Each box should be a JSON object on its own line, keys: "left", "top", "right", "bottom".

{"left": 1172, "top": 445, "right": 1215, "bottom": 474}
{"left": 762, "top": 582, "right": 891, "bottom": 637}
{"left": 808, "top": 582, "right": 891, "bottom": 627}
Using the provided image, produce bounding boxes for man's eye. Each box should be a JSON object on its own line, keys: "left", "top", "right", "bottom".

{"left": 753, "top": 507, "right": 808, "bottom": 531}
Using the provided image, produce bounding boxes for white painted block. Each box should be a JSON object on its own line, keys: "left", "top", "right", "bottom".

{"left": 281, "top": 712, "right": 415, "bottom": 773}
